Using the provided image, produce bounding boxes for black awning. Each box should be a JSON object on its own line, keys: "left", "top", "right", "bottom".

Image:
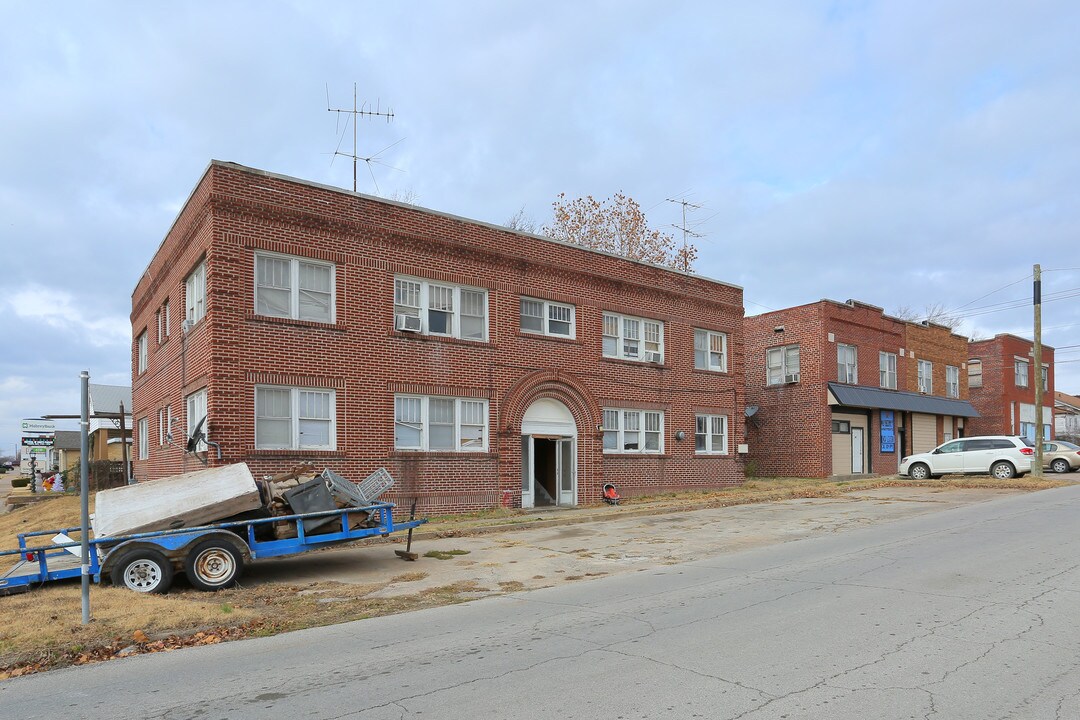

{"left": 827, "top": 383, "right": 980, "bottom": 418}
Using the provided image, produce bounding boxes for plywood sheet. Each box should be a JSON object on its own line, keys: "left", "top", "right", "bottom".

{"left": 92, "top": 463, "right": 263, "bottom": 538}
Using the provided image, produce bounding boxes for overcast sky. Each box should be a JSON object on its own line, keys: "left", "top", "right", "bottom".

{"left": 2, "top": 1, "right": 1078, "bottom": 456}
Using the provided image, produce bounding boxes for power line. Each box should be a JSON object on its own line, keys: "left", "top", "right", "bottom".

{"left": 944, "top": 273, "right": 1032, "bottom": 315}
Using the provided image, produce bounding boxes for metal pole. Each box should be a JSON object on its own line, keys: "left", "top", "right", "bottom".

{"left": 1033, "top": 264, "right": 1044, "bottom": 477}
{"left": 79, "top": 371, "right": 91, "bottom": 624}
{"left": 120, "top": 401, "right": 132, "bottom": 484}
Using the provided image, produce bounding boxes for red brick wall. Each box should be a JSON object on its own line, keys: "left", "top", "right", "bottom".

{"left": 967, "top": 334, "right": 1055, "bottom": 438}
{"left": 131, "top": 162, "right": 747, "bottom": 512}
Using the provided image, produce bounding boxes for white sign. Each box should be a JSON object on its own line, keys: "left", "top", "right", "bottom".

{"left": 21, "top": 418, "right": 55, "bottom": 433}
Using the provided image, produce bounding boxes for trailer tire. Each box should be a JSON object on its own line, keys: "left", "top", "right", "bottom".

{"left": 184, "top": 540, "right": 243, "bottom": 592}
{"left": 111, "top": 549, "right": 174, "bottom": 594}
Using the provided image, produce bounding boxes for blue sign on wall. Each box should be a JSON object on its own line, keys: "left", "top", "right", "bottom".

{"left": 880, "top": 411, "right": 895, "bottom": 453}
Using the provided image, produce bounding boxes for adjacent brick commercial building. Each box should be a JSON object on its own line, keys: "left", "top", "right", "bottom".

{"left": 130, "top": 161, "right": 746, "bottom": 512}
{"left": 966, "top": 334, "right": 1055, "bottom": 440}
{"left": 743, "top": 300, "right": 978, "bottom": 478}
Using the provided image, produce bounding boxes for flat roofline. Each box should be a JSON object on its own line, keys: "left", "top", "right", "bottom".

{"left": 213, "top": 161, "right": 744, "bottom": 292}
{"left": 137, "top": 160, "right": 744, "bottom": 297}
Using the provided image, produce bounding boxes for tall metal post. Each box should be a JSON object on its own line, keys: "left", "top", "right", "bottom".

{"left": 120, "top": 401, "right": 131, "bottom": 484}
{"left": 79, "top": 371, "right": 91, "bottom": 624}
{"left": 1033, "top": 264, "right": 1043, "bottom": 478}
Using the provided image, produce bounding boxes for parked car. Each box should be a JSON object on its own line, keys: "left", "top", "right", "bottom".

{"left": 899, "top": 436, "right": 1034, "bottom": 480}
{"left": 1043, "top": 440, "right": 1080, "bottom": 473}
{"left": 0, "top": 463, "right": 13, "bottom": 473}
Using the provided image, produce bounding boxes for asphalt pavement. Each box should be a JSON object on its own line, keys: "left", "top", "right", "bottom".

{"left": 3, "top": 484, "right": 1078, "bottom": 719}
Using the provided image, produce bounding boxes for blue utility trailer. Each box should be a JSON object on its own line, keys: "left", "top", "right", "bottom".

{"left": 0, "top": 502, "right": 425, "bottom": 595}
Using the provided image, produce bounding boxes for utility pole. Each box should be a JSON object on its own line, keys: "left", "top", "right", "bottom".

{"left": 1033, "top": 264, "right": 1044, "bottom": 478}
{"left": 327, "top": 83, "right": 394, "bottom": 192}
{"left": 666, "top": 198, "right": 703, "bottom": 271}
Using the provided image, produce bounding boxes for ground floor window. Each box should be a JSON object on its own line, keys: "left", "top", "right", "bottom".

{"left": 602, "top": 409, "right": 663, "bottom": 453}
{"left": 186, "top": 388, "right": 208, "bottom": 451}
{"left": 255, "top": 386, "right": 335, "bottom": 450}
{"left": 394, "top": 395, "right": 488, "bottom": 452}
{"left": 695, "top": 414, "right": 728, "bottom": 454}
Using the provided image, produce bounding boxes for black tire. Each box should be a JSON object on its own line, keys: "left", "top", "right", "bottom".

{"left": 1051, "top": 458, "right": 1070, "bottom": 474}
{"left": 908, "top": 463, "right": 931, "bottom": 480}
{"left": 184, "top": 539, "right": 243, "bottom": 592}
{"left": 990, "top": 461, "right": 1016, "bottom": 480}
{"left": 111, "top": 549, "right": 174, "bottom": 594}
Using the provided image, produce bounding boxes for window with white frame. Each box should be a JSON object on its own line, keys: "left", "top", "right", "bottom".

{"left": 156, "top": 309, "right": 163, "bottom": 344}
{"left": 879, "top": 351, "right": 897, "bottom": 390}
{"left": 694, "top": 329, "right": 728, "bottom": 372}
{"left": 138, "top": 417, "right": 148, "bottom": 460}
{"left": 918, "top": 360, "right": 933, "bottom": 393}
{"left": 1015, "top": 359, "right": 1029, "bottom": 388}
{"left": 158, "top": 405, "right": 172, "bottom": 445}
{"left": 137, "top": 331, "right": 148, "bottom": 374}
{"left": 1042, "top": 365, "right": 1048, "bottom": 392}
{"left": 255, "top": 386, "right": 335, "bottom": 450}
{"left": 968, "top": 359, "right": 983, "bottom": 388}
{"left": 185, "top": 261, "right": 206, "bottom": 325}
{"left": 837, "top": 344, "right": 858, "bottom": 384}
{"left": 602, "top": 408, "right": 663, "bottom": 453}
{"left": 255, "top": 253, "right": 335, "bottom": 323}
{"left": 767, "top": 344, "right": 800, "bottom": 385}
{"left": 946, "top": 365, "right": 960, "bottom": 398}
{"left": 519, "top": 298, "right": 575, "bottom": 338}
{"left": 186, "top": 388, "right": 207, "bottom": 451}
{"left": 695, "top": 414, "right": 728, "bottom": 454}
{"left": 602, "top": 312, "right": 664, "bottom": 362}
{"left": 163, "top": 299, "right": 170, "bottom": 338}
{"left": 394, "top": 277, "right": 487, "bottom": 341}
{"left": 394, "top": 395, "right": 488, "bottom": 451}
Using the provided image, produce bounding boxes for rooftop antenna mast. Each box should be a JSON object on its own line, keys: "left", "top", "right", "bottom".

{"left": 666, "top": 197, "right": 703, "bottom": 270}
{"left": 327, "top": 82, "right": 395, "bottom": 192}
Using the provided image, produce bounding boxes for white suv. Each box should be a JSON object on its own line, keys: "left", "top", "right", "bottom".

{"left": 899, "top": 436, "right": 1035, "bottom": 480}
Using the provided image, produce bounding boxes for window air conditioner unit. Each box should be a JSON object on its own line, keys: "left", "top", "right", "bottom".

{"left": 785, "top": 373, "right": 800, "bottom": 383}
{"left": 395, "top": 314, "right": 421, "bottom": 332}
{"left": 644, "top": 351, "right": 663, "bottom": 364}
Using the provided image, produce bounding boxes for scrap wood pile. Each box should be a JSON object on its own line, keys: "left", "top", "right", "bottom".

{"left": 259, "top": 464, "right": 396, "bottom": 540}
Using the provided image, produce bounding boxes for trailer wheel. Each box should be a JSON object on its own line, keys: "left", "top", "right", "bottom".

{"left": 111, "top": 549, "right": 174, "bottom": 594}
{"left": 184, "top": 540, "right": 243, "bottom": 592}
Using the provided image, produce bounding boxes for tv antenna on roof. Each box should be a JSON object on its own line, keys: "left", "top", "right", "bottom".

{"left": 666, "top": 197, "right": 704, "bottom": 270}
{"left": 326, "top": 83, "right": 400, "bottom": 193}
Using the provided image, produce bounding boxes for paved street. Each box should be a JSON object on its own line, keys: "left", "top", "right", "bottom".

{"left": 3, "top": 485, "right": 1080, "bottom": 719}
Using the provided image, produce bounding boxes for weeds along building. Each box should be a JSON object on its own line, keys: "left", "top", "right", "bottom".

{"left": 130, "top": 161, "right": 746, "bottom": 512}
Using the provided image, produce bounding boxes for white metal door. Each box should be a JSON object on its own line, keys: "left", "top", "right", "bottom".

{"left": 851, "top": 427, "right": 864, "bottom": 474}
{"left": 520, "top": 435, "right": 534, "bottom": 509}
{"left": 557, "top": 438, "right": 576, "bottom": 506}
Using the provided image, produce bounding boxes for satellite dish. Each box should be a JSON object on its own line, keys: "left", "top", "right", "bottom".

{"left": 745, "top": 405, "right": 759, "bottom": 418}
{"left": 186, "top": 416, "right": 207, "bottom": 453}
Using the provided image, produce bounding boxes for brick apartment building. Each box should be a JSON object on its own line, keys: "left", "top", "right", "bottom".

{"left": 130, "top": 161, "right": 746, "bottom": 512}
{"left": 743, "top": 299, "right": 978, "bottom": 478}
{"left": 966, "top": 334, "right": 1055, "bottom": 440}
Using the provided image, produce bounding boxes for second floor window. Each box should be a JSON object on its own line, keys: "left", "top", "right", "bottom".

{"left": 137, "top": 332, "right": 148, "bottom": 374}
{"left": 918, "top": 360, "right": 933, "bottom": 393}
{"left": 138, "top": 417, "right": 148, "bottom": 460}
{"left": 255, "top": 253, "right": 335, "bottom": 323}
{"left": 968, "top": 360, "right": 983, "bottom": 388}
{"left": 1015, "top": 359, "right": 1029, "bottom": 388}
{"left": 1042, "top": 366, "right": 1048, "bottom": 392}
{"left": 694, "top": 330, "right": 728, "bottom": 372}
{"left": 837, "top": 344, "right": 858, "bottom": 384}
{"left": 520, "top": 298, "right": 575, "bottom": 338}
{"left": 767, "top": 344, "right": 800, "bottom": 385}
{"left": 185, "top": 261, "right": 206, "bottom": 325}
{"left": 394, "top": 277, "right": 487, "bottom": 341}
{"left": 946, "top": 365, "right": 960, "bottom": 398}
{"left": 879, "top": 352, "right": 897, "bottom": 390}
{"left": 602, "top": 313, "right": 664, "bottom": 363}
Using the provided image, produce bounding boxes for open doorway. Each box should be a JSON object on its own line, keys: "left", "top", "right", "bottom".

{"left": 533, "top": 438, "right": 558, "bottom": 506}
{"left": 520, "top": 398, "right": 578, "bottom": 509}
